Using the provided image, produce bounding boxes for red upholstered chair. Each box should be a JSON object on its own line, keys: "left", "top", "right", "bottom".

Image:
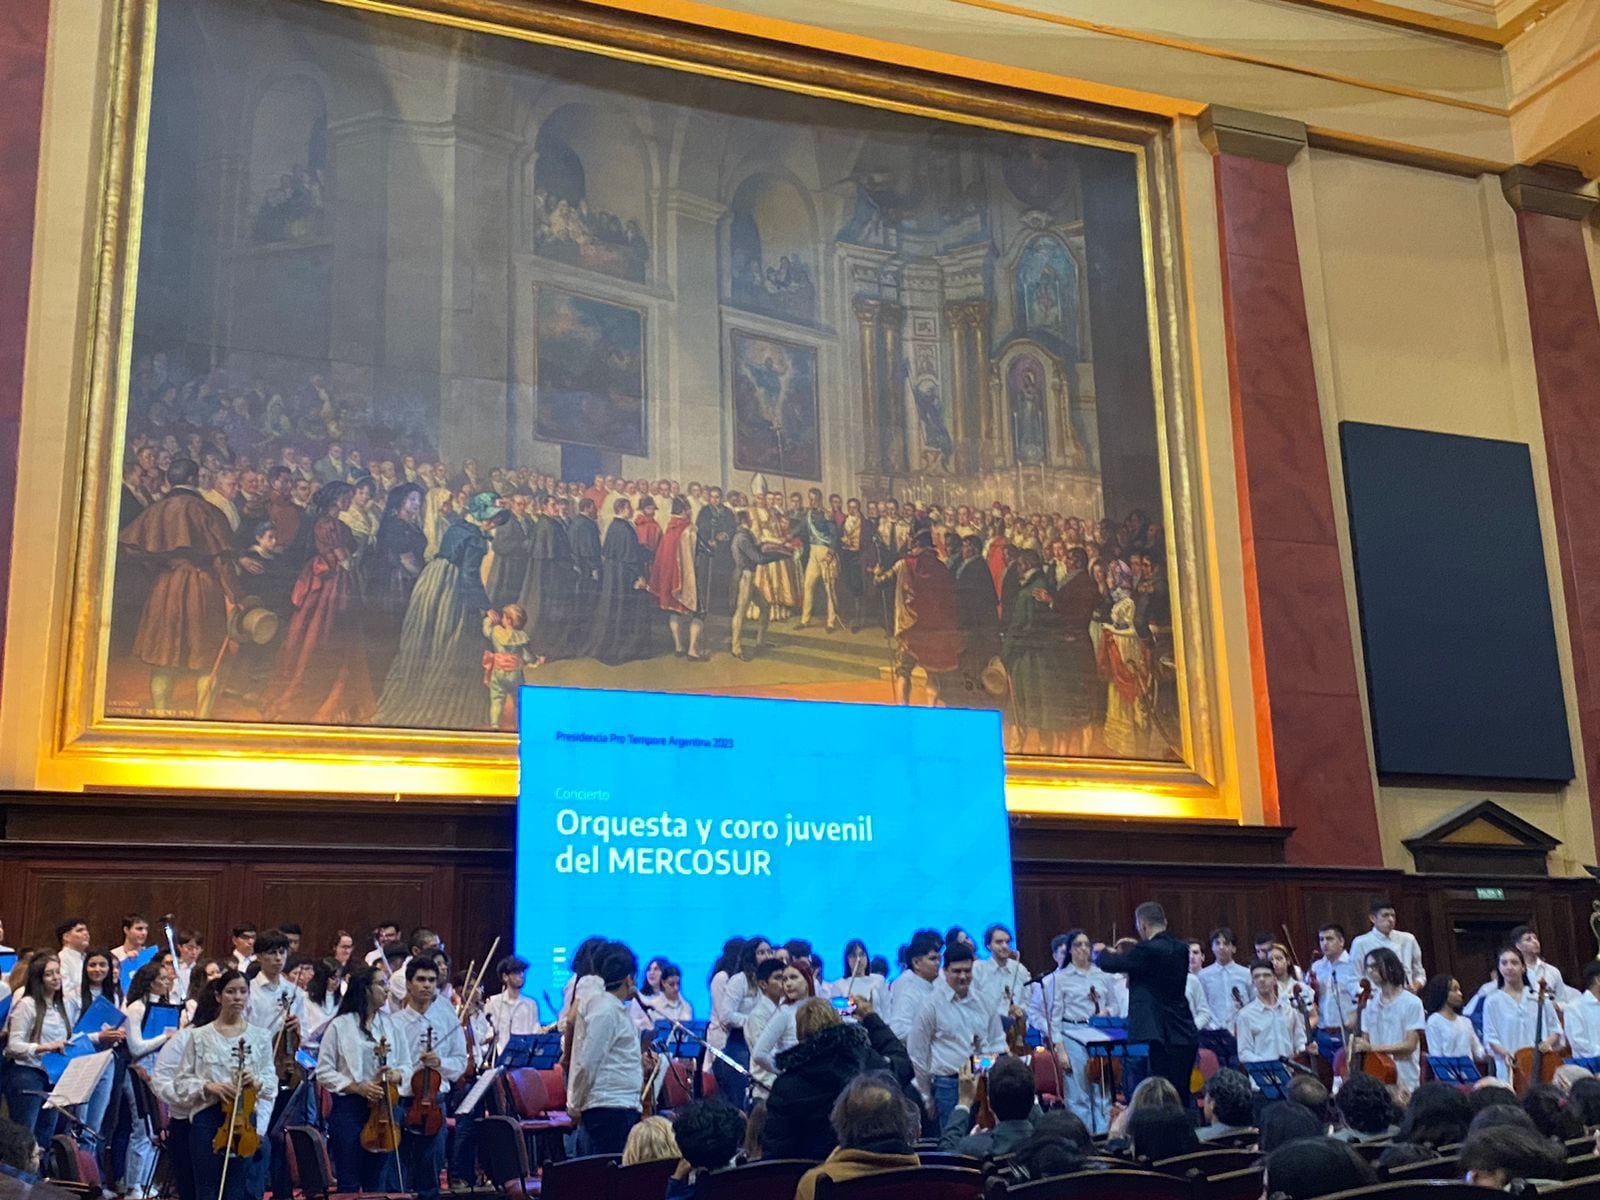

{"left": 476, "top": 1113, "right": 541, "bottom": 1199}
{"left": 1196, "top": 1047, "right": 1221, "bottom": 1082}
{"left": 286, "top": 1124, "right": 408, "bottom": 1200}
{"left": 1207, "top": 1167, "right": 1266, "bottom": 1200}
{"left": 992, "top": 1168, "right": 1195, "bottom": 1199}
{"left": 700, "top": 1067, "right": 718, "bottom": 1099}
{"left": 1032, "top": 1049, "right": 1067, "bottom": 1105}
{"left": 1152, "top": 1149, "right": 1261, "bottom": 1176}
{"left": 1315, "top": 1184, "right": 1486, "bottom": 1200}
{"left": 661, "top": 1058, "right": 700, "bottom": 1110}
{"left": 696, "top": 1158, "right": 823, "bottom": 1200}
{"left": 812, "top": 1165, "right": 983, "bottom": 1199}
{"left": 538, "top": 1153, "right": 618, "bottom": 1200}
{"left": 501, "top": 1067, "right": 574, "bottom": 1163}
{"left": 47, "top": 1134, "right": 103, "bottom": 1190}
{"left": 611, "top": 1157, "right": 677, "bottom": 1200}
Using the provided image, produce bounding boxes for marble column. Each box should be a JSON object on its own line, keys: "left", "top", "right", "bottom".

{"left": 881, "top": 301, "right": 907, "bottom": 474}
{"left": 1200, "top": 104, "right": 1381, "bottom": 867}
{"left": 852, "top": 295, "right": 883, "bottom": 471}
{"left": 1502, "top": 165, "right": 1600, "bottom": 854}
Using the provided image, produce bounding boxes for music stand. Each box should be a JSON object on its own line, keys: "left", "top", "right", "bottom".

{"left": 503, "top": 1032, "right": 562, "bottom": 1069}
{"left": 1428, "top": 1055, "right": 1481, "bottom": 1085}
{"left": 1242, "top": 1059, "right": 1295, "bottom": 1100}
{"left": 1063, "top": 1023, "right": 1147, "bottom": 1134}
{"left": 1572, "top": 1056, "right": 1600, "bottom": 1074}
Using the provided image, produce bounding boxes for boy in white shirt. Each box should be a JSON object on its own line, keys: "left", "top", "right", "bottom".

{"left": 1353, "top": 947, "right": 1425, "bottom": 1093}
{"left": 1197, "top": 928, "right": 1252, "bottom": 1034}
{"left": 1349, "top": 901, "right": 1425, "bottom": 991}
{"left": 229, "top": 922, "right": 258, "bottom": 972}
{"left": 1510, "top": 925, "right": 1572, "bottom": 1004}
{"left": 1308, "top": 923, "right": 1361, "bottom": 1062}
{"left": 1233, "top": 959, "right": 1305, "bottom": 1072}
{"left": 972, "top": 923, "right": 1030, "bottom": 1025}
{"left": 568, "top": 944, "right": 655, "bottom": 1156}
{"left": 743, "top": 959, "right": 788, "bottom": 1099}
{"left": 1562, "top": 961, "right": 1600, "bottom": 1061}
{"left": 111, "top": 913, "right": 150, "bottom": 964}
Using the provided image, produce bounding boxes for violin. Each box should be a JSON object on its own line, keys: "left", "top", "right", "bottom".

{"left": 640, "top": 1027, "right": 664, "bottom": 1118}
{"left": 1338, "top": 979, "right": 1397, "bottom": 1087}
{"left": 971, "top": 1035, "right": 996, "bottom": 1131}
{"left": 405, "top": 1027, "right": 445, "bottom": 1137}
{"left": 359, "top": 1036, "right": 402, "bottom": 1154}
{"left": 1003, "top": 986, "right": 1030, "bottom": 1058}
{"left": 1512, "top": 980, "right": 1564, "bottom": 1095}
{"left": 273, "top": 994, "right": 304, "bottom": 1091}
{"left": 1232, "top": 985, "right": 1246, "bottom": 1011}
{"left": 211, "top": 1039, "right": 262, "bottom": 1160}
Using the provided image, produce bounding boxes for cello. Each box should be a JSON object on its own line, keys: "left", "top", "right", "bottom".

{"left": 360, "top": 1036, "right": 403, "bottom": 1155}
{"left": 404, "top": 1027, "right": 446, "bottom": 1137}
{"left": 1511, "top": 980, "right": 1564, "bottom": 1095}
{"left": 1338, "top": 979, "right": 1397, "bottom": 1087}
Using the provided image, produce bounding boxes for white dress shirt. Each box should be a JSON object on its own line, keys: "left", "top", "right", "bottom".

{"left": 1360, "top": 989, "right": 1425, "bottom": 1091}
{"left": 744, "top": 995, "right": 780, "bottom": 1094}
{"left": 58, "top": 948, "right": 85, "bottom": 998}
{"left": 1525, "top": 960, "right": 1574, "bottom": 1005}
{"left": 315, "top": 1011, "right": 412, "bottom": 1095}
{"left": 825, "top": 974, "right": 888, "bottom": 1018}
{"left": 390, "top": 1001, "right": 469, "bottom": 1094}
{"left": 1482, "top": 986, "right": 1565, "bottom": 1081}
{"left": 567, "top": 992, "right": 642, "bottom": 1116}
{"left": 907, "top": 987, "right": 1006, "bottom": 1098}
{"left": 1308, "top": 953, "right": 1362, "bottom": 1032}
{"left": 1233, "top": 992, "right": 1305, "bottom": 1068}
{"left": 643, "top": 994, "right": 693, "bottom": 1025}
{"left": 1424, "top": 1011, "right": 1485, "bottom": 1062}
{"left": 246, "top": 975, "right": 305, "bottom": 1032}
{"left": 888, "top": 970, "right": 937, "bottom": 1041}
{"left": 972, "top": 957, "right": 1030, "bottom": 1020}
{"left": 150, "top": 1027, "right": 201, "bottom": 1119}
{"left": 176, "top": 1023, "right": 279, "bottom": 1136}
{"left": 707, "top": 971, "right": 732, "bottom": 1048}
{"left": 1562, "top": 991, "right": 1600, "bottom": 1059}
{"left": 752, "top": 1002, "right": 798, "bottom": 1075}
{"left": 231, "top": 951, "right": 255, "bottom": 973}
{"left": 124, "top": 999, "right": 179, "bottom": 1064}
{"left": 1186, "top": 974, "right": 1215, "bottom": 1032}
{"left": 1198, "top": 962, "right": 1253, "bottom": 1026}
{"left": 484, "top": 992, "right": 542, "bottom": 1054}
{"left": 1349, "top": 929, "right": 1425, "bottom": 989}
{"left": 715, "top": 974, "right": 761, "bottom": 1033}
{"left": 1033, "top": 964, "right": 1116, "bottom": 1036}
{"left": 173, "top": 961, "right": 195, "bottom": 1004}
{"left": 4, "top": 997, "right": 70, "bottom": 1069}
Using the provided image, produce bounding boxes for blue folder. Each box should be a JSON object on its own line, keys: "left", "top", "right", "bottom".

{"left": 118, "top": 947, "right": 159, "bottom": 991}
{"left": 141, "top": 1002, "right": 182, "bottom": 1039}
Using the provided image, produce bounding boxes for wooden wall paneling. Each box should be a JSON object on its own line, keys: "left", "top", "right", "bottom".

{"left": 1140, "top": 881, "right": 1278, "bottom": 951}
{"left": 14, "top": 862, "right": 228, "bottom": 954}
{"left": 1012, "top": 877, "right": 1128, "bottom": 966}
{"left": 245, "top": 864, "right": 445, "bottom": 965}
{"left": 454, "top": 868, "right": 515, "bottom": 983}
{"left": 1292, "top": 884, "right": 1388, "bottom": 962}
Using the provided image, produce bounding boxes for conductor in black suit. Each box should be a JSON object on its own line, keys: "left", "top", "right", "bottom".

{"left": 1094, "top": 901, "right": 1199, "bottom": 1104}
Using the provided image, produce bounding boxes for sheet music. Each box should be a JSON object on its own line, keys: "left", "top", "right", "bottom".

{"left": 455, "top": 1067, "right": 501, "bottom": 1116}
{"left": 47, "top": 1051, "right": 114, "bottom": 1108}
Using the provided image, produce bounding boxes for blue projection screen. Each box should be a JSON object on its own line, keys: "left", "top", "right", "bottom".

{"left": 515, "top": 687, "right": 1013, "bottom": 1014}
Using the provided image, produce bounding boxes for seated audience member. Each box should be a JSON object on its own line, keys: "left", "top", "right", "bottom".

{"left": 1568, "top": 1077, "right": 1600, "bottom": 1129}
{"left": 1129, "top": 1106, "right": 1200, "bottom": 1162}
{"left": 1468, "top": 1081, "right": 1523, "bottom": 1118}
{"left": 1260, "top": 1102, "right": 1326, "bottom": 1152}
{"left": 1198, "top": 1069, "right": 1255, "bottom": 1143}
{"left": 666, "top": 1101, "right": 745, "bottom": 1199}
{"left": 764, "top": 995, "right": 911, "bottom": 1162}
{"left": 1468, "top": 1106, "right": 1539, "bottom": 1136}
{"left": 1107, "top": 1076, "right": 1183, "bottom": 1143}
{"left": 1522, "top": 1084, "right": 1585, "bottom": 1141}
{"left": 739, "top": 1103, "right": 766, "bottom": 1165}
{"left": 1396, "top": 1081, "right": 1472, "bottom": 1150}
{"left": 1554, "top": 1064, "right": 1592, "bottom": 1095}
{"left": 795, "top": 1072, "right": 921, "bottom": 1200}
{"left": 623, "top": 1115, "right": 680, "bottom": 1167}
{"left": 0, "top": 1115, "right": 77, "bottom": 1200}
{"left": 1375, "top": 1142, "right": 1441, "bottom": 1173}
{"left": 1007, "top": 1113, "right": 1090, "bottom": 1184}
{"left": 938, "top": 1055, "right": 1037, "bottom": 1158}
{"left": 1459, "top": 1125, "right": 1567, "bottom": 1190}
{"left": 1287, "top": 1075, "right": 1333, "bottom": 1127}
{"left": 1263, "top": 1137, "right": 1378, "bottom": 1200}
{"left": 1333, "top": 1071, "right": 1398, "bottom": 1142}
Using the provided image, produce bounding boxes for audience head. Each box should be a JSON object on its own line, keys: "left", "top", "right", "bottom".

{"left": 1376, "top": 1143, "right": 1440, "bottom": 1172}
{"left": 1521, "top": 1085, "right": 1584, "bottom": 1140}
{"left": 793, "top": 996, "right": 842, "bottom": 1041}
{"left": 1260, "top": 1102, "right": 1326, "bottom": 1152}
{"left": 0, "top": 1115, "right": 41, "bottom": 1175}
{"left": 621, "top": 1115, "right": 679, "bottom": 1167}
{"left": 987, "top": 1056, "right": 1036, "bottom": 1123}
{"left": 1129, "top": 1106, "right": 1200, "bottom": 1162}
{"left": 1568, "top": 1076, "right": 1600, "bottom": 1128}
{"left": 1398, "top": 1081, "right": 1472, "bottom": 1149}
{"left": 1287, "top": 1075, "right": 1332, "bottom": 1125}
{"left": 1335, "top": 1071, "right": 1396, "bottom": 1136}
{"left": 741, "top": 1101, "right": 767, "bottom": 1163}
{"left": 1128, "top": 1075, "right": 1182, "bottom": 1115}
{"left": 1459, "top": 1125, "right": 1566, "bottom": 1189}
{"left": 1013, "top": 1112, "right": 1090, "bottom": 1181}
{"left": 1204, "top": 1068, "right": 1254, "bottom": 1130}
{"left": 830, "top": 1071, "right": 919, "bottom": 1152}
{"left": 671, "top": 1100, "right": 743, "bottom": 1172}
{"left": 1469, "top": 1080, "right": 1522, "bottom": 1116}
{"left": 1468, "top": 1106, "right": 1539, "bottom": 1136}
{"left": 1263, "top": 1136, "right": 1377, "bottom": 1200}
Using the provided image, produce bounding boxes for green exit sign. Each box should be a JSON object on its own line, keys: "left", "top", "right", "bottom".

{"left": 1476, "top": 887, "right": 1506, "bottom": 901}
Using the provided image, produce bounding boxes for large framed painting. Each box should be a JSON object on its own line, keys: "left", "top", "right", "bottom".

{"left": 60, "top": 0, "right": 1221, "bottom": 798}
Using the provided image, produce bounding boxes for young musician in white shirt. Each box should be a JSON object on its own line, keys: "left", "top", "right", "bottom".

{"left": 365, "top": 921, "right": 402, "bottom": 967}
{"left": 388, "top": 928, "right": 443, "bottom": 1006}
{"left": 751, "top": 963, "right": 810, "bottom": 1078}
{"left": 54, "top": 917, "right": 90, "bottom": 997}
{"left": 1353, "top": 947, "right": 1425, "bottom": 1092}
{"left": 1482, "top": 946, "right": 1565, "bottom": 1083}
{"left": 123, "top": 960, "right": 180, "bottom": 1198}
{"left": 1561, "top": 962, "right": 1600, "bottom": 1061}
{"left": 150, "top": 982, "right": 215, "bottom": 1200}
{"left": 316, "top": 966, "right": 409, "bottom": 1193}
{"left": 1349, "top": 901, "right": 1425, "bottom": 991}
{"left": 112, "top": 913, "right": 150, "bottom": 965}
{"left": 1038, "top": 929, "right": 1116, "bottom": 1133}
{"left": 244, "top": 930, "right": 304, "bottom": 1031}
{"left": 3, "top": 954, "right": 73, "bottom": 1147}
{"left": 743, "top": 960, "right": 788, "bottom": 1099}
{"left": 972, "top": 923, "right": 1030, "bottom": 1024}
{"left": 391, "top": 958, "right": 467, "bottom": 1200}
{"left": 1510, "top": 925, "right": 1570, "bottom": 1003}
{"left": 482, "top": 955, "right": 544, "bottom": 1057}
{"left": 173, "top": 929, "right": 204, "bottom": 1003}
{"left": 907, "top": 943, "right": 1009, "bottom": 1129}
{"left": 229, "top": 924, "right": 258, "bottom": 973}
{"left": 648, "top": 963, "right": 694, "bottom": 1025}
{"left": 568, "top": 944, "right": 655, "bottom": 1156}
{"left": 828, "top": 939, "right": 889, "bottom": 1018}
{"left": 1197, "top": 928, "right": 1253, "bottom": 1032}
{"left": 175, "top": 970, "right": 278, "bottom": 1200}
{"left": 888, "top": 930, "right": 943, "bottom": 1042}
{"left": 1185, "top": 939, "right": 1217, "bottom": 1033}
{"left": 708, "top": 936, "right": 772, "bottom": 1109}
{"left": 1421, "top": 973, "right": 1487, "bottom": 1066}
{"left": 1307, "top": 923, "right": 1361, "bottom": 1062}
{"left": 1233, "top": 959, "right": 1305, "bottom": 1073}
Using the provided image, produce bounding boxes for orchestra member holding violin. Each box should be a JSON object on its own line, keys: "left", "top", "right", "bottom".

{"left": 1037, "top": 929, "right": 1115, "bottom": 1134}
{"left": 315, "top": 965, "right": 412, "bottom": 1193}
{"left": 392, "top": 957, "right": 466, "bottom": 1200}
{"left": 243, "top": 930, "right": 305, "bottom": 1200}
{"left": 1233, "top": 959, "right": 1306, "bottom": 1078}
{"left": 174, "top": 970, "right": 278, "bottom": 1200}
{"left": 1352, "top": 948, "right": 1424, "bottom": 1094}
{"left": 1482, "top": 946, "right": 1564, "bottom": 1087}
{"left": 1561, "top": 962, "right": 1600, "bottom": 1061}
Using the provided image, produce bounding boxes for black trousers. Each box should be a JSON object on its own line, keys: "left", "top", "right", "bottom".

{"left": 1149, "top": 1041, "right": 1200, "bottom": 1105}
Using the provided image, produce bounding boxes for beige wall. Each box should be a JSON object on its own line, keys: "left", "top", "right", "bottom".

{"left": 1292, "top": 150, "right": 1598, "bottom": 875}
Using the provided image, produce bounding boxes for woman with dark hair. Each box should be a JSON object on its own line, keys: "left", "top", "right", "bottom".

{"left": 3, "top": 955, "right": 72, "bottom": 1146}
{"left": 367, "top": 481, "right": 426, "bottom": 679}
{"left": 301, "top": 958, "right": 340, "bottom": 1044}
{"left": 1521, "top": 1084, "right": 1585, "bottom": 1140}
{"left": 1263, "top": 1137, "right": 1377, "bottom": 1200}
{"left": 175, "top": 970, "right": 277, "bottom": 1200}
{"left": 827, "top": 939, "right": 888, "bottom": 1014}
{"left": 266, "top": 480, "right": 376, "bottom": 724}
{"left": 1569, "top": 1076, "right": 1600, "bottom": 1129}
{"left": 314, "top": 966, "right": 409, "bottom": 1193}
{"left": 124, "top": 960, "right": 180, "bottom": 1196}
{"left": 70, "top": 947, "right": 126, "bottom": 1148}
{"left": 712, "top": 935, "right": 774, "bottom": 1109}
{"left": 374, "top": 493, "right": 505, "bottom": 729}
{"left": 1460, "top": 1124, "right": 1567, "bottom": 1189}
{"left": 1334, "top": 1071, "right": 1398, "bottom": 1142}
{"left": 1483, "top": 946, "right": 1565, "bottom": 1084}
{"left": 1128, "top": 1105, "right": 1199, "bottom": 1162}
{"left": 1421, "top": 973, "right": 1486, "bottom": 1066}
{"left": 77, "top": 946, "right": 122, "bottom": 1013}
{"left": 1396, "top": 1080, "right": 1472, "bottom": 1149}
